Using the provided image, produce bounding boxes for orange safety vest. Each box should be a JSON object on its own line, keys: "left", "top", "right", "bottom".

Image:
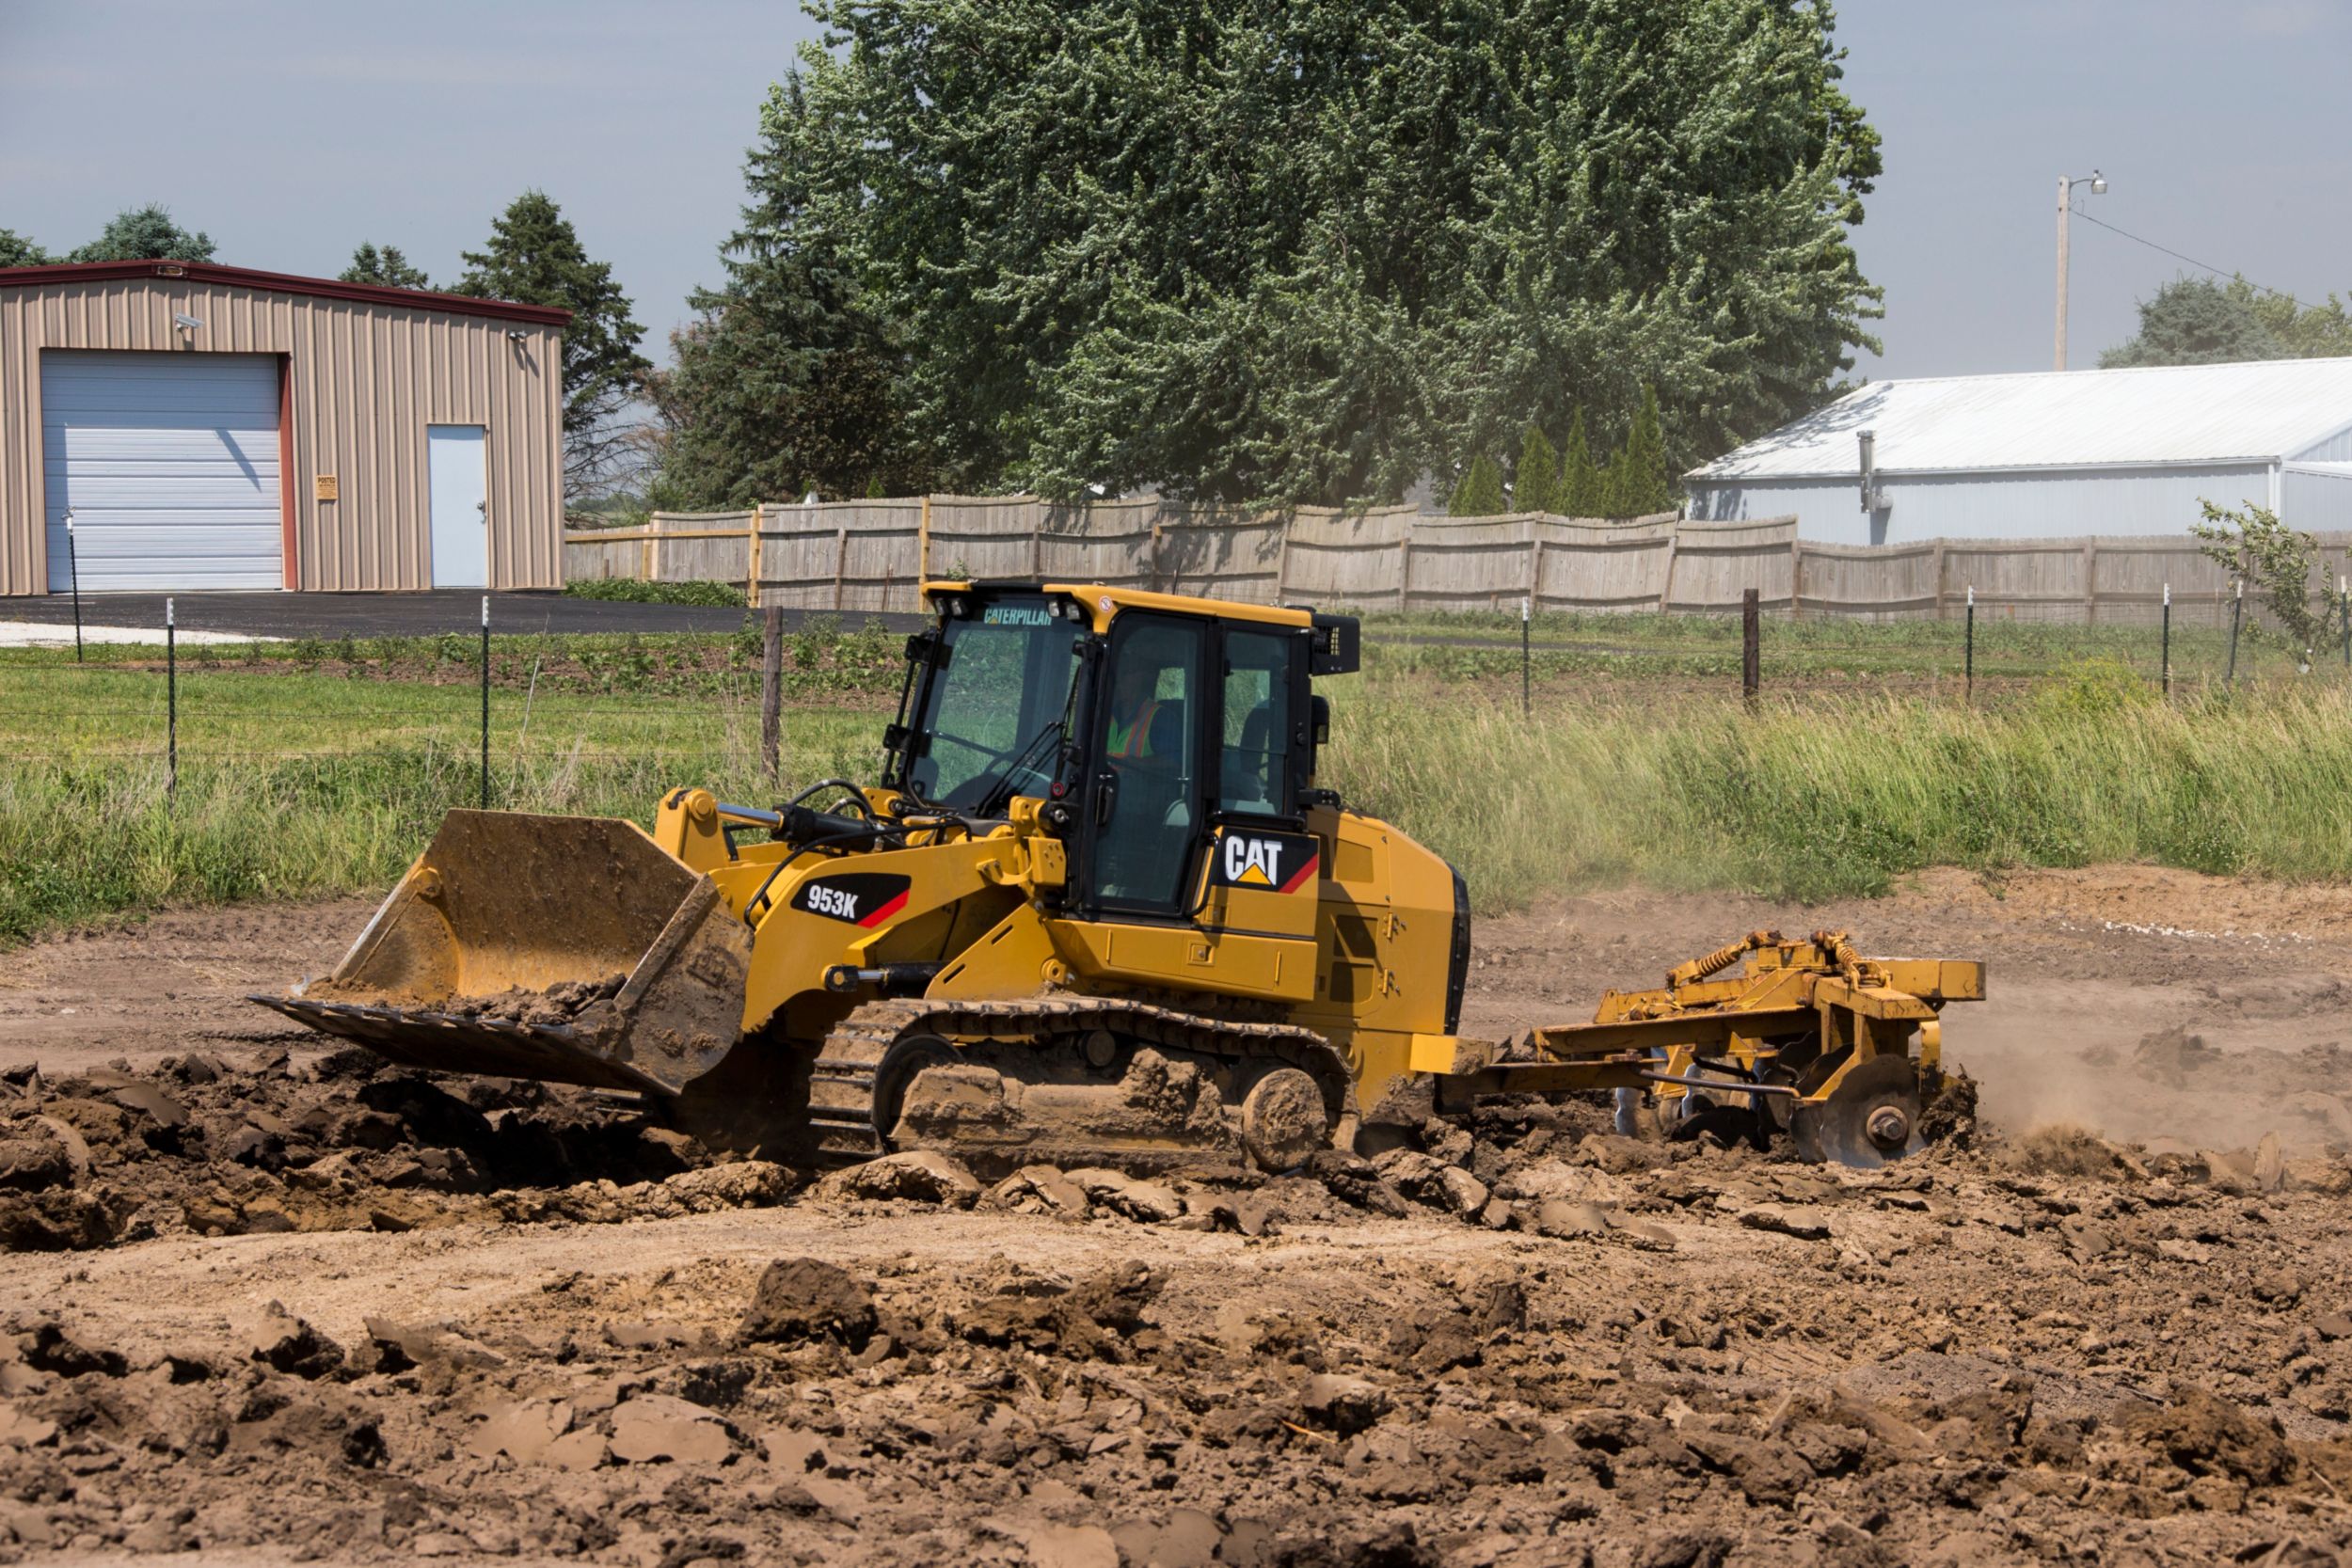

{"left": 1108, "top": 700, "right": 1160, "bottom": 759}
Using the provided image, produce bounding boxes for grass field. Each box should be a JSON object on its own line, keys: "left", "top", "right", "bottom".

{"left": 5, "top": 613, "right": 2351, "bottom": 943}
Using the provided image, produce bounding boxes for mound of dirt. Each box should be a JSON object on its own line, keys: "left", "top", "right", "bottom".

{"left": 0, "top": 1048, "right": 765, "bottom": 1251}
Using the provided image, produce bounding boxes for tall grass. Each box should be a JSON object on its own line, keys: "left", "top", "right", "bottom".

{"left": 8, "top": 656, "right": 2352, "bottom": 942}
{"left": 1328, "top": 671, "right": 2352, "bottom": 909}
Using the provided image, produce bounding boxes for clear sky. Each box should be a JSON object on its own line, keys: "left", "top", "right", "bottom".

{"left": 3, "top": 0, "right": 2346, "bottom": 388}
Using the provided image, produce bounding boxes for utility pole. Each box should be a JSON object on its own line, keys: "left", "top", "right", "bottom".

{"left": 2054, "top": 169, "right": 2106, "bottom": 371}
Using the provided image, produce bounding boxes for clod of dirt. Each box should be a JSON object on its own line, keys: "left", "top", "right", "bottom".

{"left": 989, "top": 1164, "right": 1094, "bottom": 1217}
{"left": 2000, "top": 1122, "right": 2143, "bottom": 1180}
{"left": 608, "top": 1392, "right": 736, "bottom": 1465}
{"left": 435, "top": 974, "right": 626, "bottom": 1028}
{"left": 21, "top": 1321, "right": 126, "bottom": 1378}
{"left": 958, "top": 1260, "right": 1164, "bottom": 1361}
{"left": 1063, "top": 1166, "right": 1184, "bottom": 1223}
{"left": 247, "top": 1301, "right": 344, "bottom": 1380}
{"left": 816, "top": 1148, "right": 980, "bottom": 1208}
{"left": 1300, "top": 1372, "right": 1391, "bottom": 1435}
{"left": 2130, "top": 1382, "right": 2295, "bottom": 1488}
{"left": 1371, "top": 1148, "right": 1490, "bottom": 1217}
{"left": 1528, "top": 1198, "right": 1610, "bottom": 1239}
{"left": 738, "top": 1257, "right": 878, "bottom": 1350}
{"left": 364, "top": 1316, "right": 506, "bottom": 1372}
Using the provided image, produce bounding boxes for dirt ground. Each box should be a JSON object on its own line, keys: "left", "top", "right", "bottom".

{"left": 7, "top": 866, "right": 2352, "bottom": 1566}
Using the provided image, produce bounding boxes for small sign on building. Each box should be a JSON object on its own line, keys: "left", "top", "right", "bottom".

{"left": 314, "top": 474, "right": 339, "bottom": 502}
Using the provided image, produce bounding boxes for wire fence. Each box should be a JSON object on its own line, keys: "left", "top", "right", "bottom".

{"left": 10, "top": 584, "right": 2352, "bottom": 793}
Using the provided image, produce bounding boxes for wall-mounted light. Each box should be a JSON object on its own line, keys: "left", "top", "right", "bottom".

{"left": 505, "top": 329, "right": 528, "bottom": 342}
{"left": 173, "top": 311, "right": 204, "bottom": 330}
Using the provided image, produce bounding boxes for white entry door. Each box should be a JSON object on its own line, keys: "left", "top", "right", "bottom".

{"left": 427, "top": 424, "right": 488, "bottom": 588}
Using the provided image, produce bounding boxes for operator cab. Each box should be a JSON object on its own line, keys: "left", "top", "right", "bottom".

{"left": 883, "top": 582, "right": 1359, "bottom": 922}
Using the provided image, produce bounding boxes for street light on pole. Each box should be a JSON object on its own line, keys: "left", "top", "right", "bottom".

{"left": 2054, "top": 168, "right": 2107, "bottom": 371}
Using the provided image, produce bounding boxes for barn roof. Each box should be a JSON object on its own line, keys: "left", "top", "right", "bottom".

{"left": 0, "top": 260, "right": 571, "bottom": 326}
{"left": 1690, "top": 357, "right": 2352, "bottom": 481}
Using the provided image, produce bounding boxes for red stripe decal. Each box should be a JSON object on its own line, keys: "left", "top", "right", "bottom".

{"left": 857, "top": 891, "right": 910, "bottom": 927}
{"left": 1279, "top": 852, "right": 1319, "bottom": 895}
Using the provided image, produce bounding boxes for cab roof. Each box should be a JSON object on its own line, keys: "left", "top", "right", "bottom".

{"left": 922, "top": 580, "right": 1311, "bottom": 633}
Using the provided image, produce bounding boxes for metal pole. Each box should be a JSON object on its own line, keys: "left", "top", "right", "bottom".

{"left": 1520, "top": 595, "right": 1531, "bottom": 719}
{"left": 1964, "top": 584, "right": 1975, "bottom": 705}
{"left": 2054, "top": 175, "right": 2071, "bottom": 372}
{"left": 166, "top": 597, "right": 176, "bottom": 797}
{"left": 65, "top": 513, "right": 83, "bottom": 663}
{"left": 1740, "top": 588, "right": 1760, "bottom": 705}
{"left": 760, "top": 605, "right": 785, "bottom": 787}
{"left": 2160, "top": 582, "right": 2170, "bottom": 700}
{"left": 479, "top": 594, "right": 490, "bottom": 811}
{"left": 2226, "top": 579, "right": 2243, "bottom": 689}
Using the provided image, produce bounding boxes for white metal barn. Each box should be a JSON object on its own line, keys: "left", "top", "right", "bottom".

{"left": 1684, "top": 358, "right": 2352, "bottom": 546}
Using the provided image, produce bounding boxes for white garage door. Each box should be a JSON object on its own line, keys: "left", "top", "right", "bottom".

{"left": 43, "top": 350, "right": 283, "bottom": 592}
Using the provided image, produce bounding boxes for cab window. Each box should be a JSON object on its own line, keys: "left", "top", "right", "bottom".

{"left": 1218, "top": 627, "right": 1295, "bottom": 818}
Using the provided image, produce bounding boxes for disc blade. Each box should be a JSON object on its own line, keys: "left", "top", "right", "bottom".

{"left": 1788, "top": 1053, "right": 1923, "bottom": 1169}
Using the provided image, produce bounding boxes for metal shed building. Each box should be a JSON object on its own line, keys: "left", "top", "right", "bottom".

{"left": 1685, "top": 357, "right": 2352, "bottom": 546}
{"left": 0, "top": 260, "right": 569, "bottom": 595}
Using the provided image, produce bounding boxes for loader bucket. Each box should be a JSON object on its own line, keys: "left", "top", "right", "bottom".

{"left": 248, "top": 810, "right": 752, "bottom": 1096}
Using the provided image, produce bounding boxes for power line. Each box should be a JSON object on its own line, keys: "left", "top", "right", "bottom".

{"left": 2072, "top": 209, "right": 2299, "bottom": 302}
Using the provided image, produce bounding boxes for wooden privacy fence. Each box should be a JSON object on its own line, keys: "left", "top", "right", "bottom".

{"left": 564, "top": 499, "right": 2352, "bottom": 625}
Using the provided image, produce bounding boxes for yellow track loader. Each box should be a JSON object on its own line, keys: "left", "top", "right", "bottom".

{"left": 253, "top": 581, "right": 1982, "bottom": 1172}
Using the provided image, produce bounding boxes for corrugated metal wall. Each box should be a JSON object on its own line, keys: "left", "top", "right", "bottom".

{"left": 0, "top": 276, "right": 563, "bottom": 594}
{"left": 1687, "top": 464, "right": 2276, "bottom": 545}
{"left": 2284, "top": 467, "right": 2352, "bottom": 532}
{"left": 2293, "top": 423, "right": 2352, "bottom": 464}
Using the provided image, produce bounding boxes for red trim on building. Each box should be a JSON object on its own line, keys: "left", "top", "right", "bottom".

{"left": 0, "top": 260, "right": 572, "bottom": 327}
{"left": 278, "top": 356, "right": 297, "bottom": 590}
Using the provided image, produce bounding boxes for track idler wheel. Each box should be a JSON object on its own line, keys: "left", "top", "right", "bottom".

{"left": 1239, "top": 1068, "right": 1328, "bottom": 1173}
{"left": 1788, "top": 1053, "right": 1924, "bottom": 1169}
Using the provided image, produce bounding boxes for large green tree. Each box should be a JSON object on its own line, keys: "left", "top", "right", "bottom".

{"left": 644, "top": 79, "right": 920, "bottom": 508}
{"left": 2101, "top": 278, "right": 2280, "bottom": 368}
{"left": 0, "top": 229, "right": 51, "bottom": 268}
{"left": 2103, "top": 276, "right": 2352, "bottom": 367}
{"left": 459, "top": 191, "right": 649, "bottom": 496}
{"left": 1513, "top": 424, "right": 1560, "bottom": 515}
{"left": 754, "top": 0, "right": 1881, "bottom": 509}
{"left": 69, "top": 204, "right": 215, "bottom": 263}
{"left": 341, "top": 243, "right": 431, "bottom": 290}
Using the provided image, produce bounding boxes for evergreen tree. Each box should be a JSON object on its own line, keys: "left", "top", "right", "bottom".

{"left": 1559, "top": 408, "right": 1600, "bottom": 516}
{"left": 642, "top": 78, "right": 919, "bottom": 507}
{"left": 341, "top": 243, "right": 430, "bottom": 290}
{"left": 1616, "top": 388, "right": 1676, "bottom": 515}
{"left": 1513, "top": 424, "right": 1560, "bottom": 515}
{"left": 0, "top": 228, "right": 51, "bottom": 268}
{"left": 771, "top": 0, "right": 1883, "bottom": 507}
{"left": 1450, "top": 452, "right": 1506, "bottom": 516}
{"left": 69, "top": 204, "right": 215, "bottom": 263}
{"left": 2100, "top": 277, "right": 2281, "bottom": 368}
{"left": 459, "top": 191, "right": 649, "bottom": 496}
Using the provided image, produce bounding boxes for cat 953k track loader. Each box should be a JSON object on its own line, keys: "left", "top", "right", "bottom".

{"left": 254, "top": 581, "right": 1983, "bottom": 1172}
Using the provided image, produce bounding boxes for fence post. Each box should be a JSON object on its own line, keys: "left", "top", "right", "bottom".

{"left": 65, "top": 513, "right": 84, "bottom": 662}
{"left": 2340, "top": 575, "right": 2349, "bottom": 669}
{"left": 1791, "top": 529, "right": 1805, "bottom": 619}
{"left": 761, "top": 606, "right": 785, "bottom": 787}
{"left": 2161, "top": 582, "right": 2170, "bottom": 700}
{"left": 1657, "top": 524, "right": 1680, "bottom": 613}
{"left": 479, "top": 596, "right": 491, "bottom": 810}
{"left": 1964, "top": 584, "right": 1975, "bottom": 704}
{"left": 918, "top": 494, "right": 932, "bottom": 588}
{"left": 644, "top": 515, "right": 659, "bottom": 583}
{"left": 1521, "top": 595, "right": 1532, "bottom": 719}
{"left": 1397, "top": 521, "right": 1413, "bottom": 612}
{"left": 1741, "top": 588, "right": 1760, "bottom": 705}
{"left": 2226, "top": 579, "right": 2244, "bottom": 689}
{"left": 166, "top": 597, "right": 176, "bottom": 797}
{"left": 745, "top": 503, "right": 764, "bottom": 611}
{"left": 834, "top": 527, "right": 850, "bottom": 610}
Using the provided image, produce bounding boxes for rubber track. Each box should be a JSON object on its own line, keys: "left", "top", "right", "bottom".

{"left": 806, "top": 994, "right": 1359, "bottom": 1164}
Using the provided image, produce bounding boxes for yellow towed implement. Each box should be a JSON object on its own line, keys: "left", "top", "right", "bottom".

{"left": 255, "top": 581, "right": 1981, "bottom": 1172}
